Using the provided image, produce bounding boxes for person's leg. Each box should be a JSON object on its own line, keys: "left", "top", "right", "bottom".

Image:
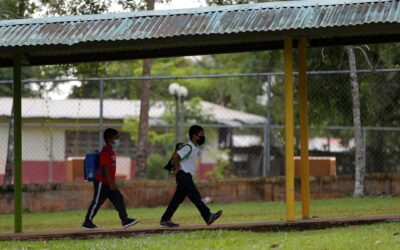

{"left": 161, "top": 171, "right": 186, "bottom": 221}
{"left": 84, "top": 180, "right": 108, "bottom": 223}
{"left": 108, "top": 188, "right": 139, "bottom": 228}
{"left": 182, "top": 174, "right": 211, "bottom": 223}
{"left": 161, "top": 187, "right": 185, "bottom": 221}
{"left": 108, "top": 188, "right": 128, "bottom": 220}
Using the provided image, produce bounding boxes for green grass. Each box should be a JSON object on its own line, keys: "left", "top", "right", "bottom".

{"left": 1, "top": 223, "right": 400, "bottom": 249}
{"left": 0, "top": 197, "right": 400, "bottom": 234}
{"left": 0, "top": 197, "right": 400, "bottom": 249}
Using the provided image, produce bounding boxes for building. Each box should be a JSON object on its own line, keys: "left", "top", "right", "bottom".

{"left": 0, "top": 97, "right": 266, "bottom": 183}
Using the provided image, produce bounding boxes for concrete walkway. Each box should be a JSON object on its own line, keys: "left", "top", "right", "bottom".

{"left": 1, "top": 214, "right": 399, "bottom": 241}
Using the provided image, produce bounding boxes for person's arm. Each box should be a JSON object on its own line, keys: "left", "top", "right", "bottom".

{"left": 173, "top": 144, "right": 191, "bottom": 175}
{"left": 172, "top": 153, "right": 181, "bottom": 175}
{"left": 102, "top": 165, "right": 116, "bottom": 190}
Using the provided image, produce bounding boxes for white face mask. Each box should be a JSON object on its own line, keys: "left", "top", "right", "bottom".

{"left": 112, "top": 139, "right": 121, "bottom": 148}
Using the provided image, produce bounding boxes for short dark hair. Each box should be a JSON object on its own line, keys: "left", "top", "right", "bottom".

{"left": 189, "top": 125, "right": 203, "bottom": 139}
{"left": 104, "top": 128, "right": 118, "bottom": 142}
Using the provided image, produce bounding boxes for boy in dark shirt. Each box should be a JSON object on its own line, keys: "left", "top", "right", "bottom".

{"left": 82, "top": 128, "right": 139, "bottom": 230}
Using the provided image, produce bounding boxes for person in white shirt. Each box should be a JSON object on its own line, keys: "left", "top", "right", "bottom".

{"left": 160, "top": 125, "right": 222, "bottom": 227}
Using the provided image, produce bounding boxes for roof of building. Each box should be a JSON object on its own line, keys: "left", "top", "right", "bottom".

{"left": 0, "top": 0, "right": 399, "bottom": 66}
{"left": 0, "top": 98, "right": 265, "bottom": 126}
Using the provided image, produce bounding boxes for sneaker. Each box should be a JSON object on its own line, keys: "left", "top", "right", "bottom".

{"left": 207, "top": 210, "right": 223, "bottom": 225}
{"left": 122, "top": 218, "right": 139, "bottom": 229}
{"left": 82, "top": 220, "right": 99, "bottom": 230}
{"left": 160, "top": 220, "right": 179, "bottom": 227}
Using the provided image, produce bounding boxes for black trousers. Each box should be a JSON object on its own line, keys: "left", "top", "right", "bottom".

{"left": 162, "top": 170, "right": 211, "bottom": 223}
{"left": 84, "top": 180, "right": 128, "bottom": 222}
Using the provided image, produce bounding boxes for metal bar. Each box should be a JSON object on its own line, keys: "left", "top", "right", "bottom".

{"left": 263, "top": 75, "right": 272, "bottom": 177}
{"left": 298, "top": 38, "right": 311, "bottom": 219}
{"left": 0, "top": 68, "right": 399, "bottom": 84}
{"left": 99, "top": 79, "right": 104, "bottom": 150}
{"left": 262, "top": 118, "right": 268, "bottom": 177}
{"left": 179, "top": 97, "right": 184, "bottom": 143}
{"left": 174, "top": 95, "right": 179, "bottom": 145}
{"left": 284, "top": 37, "right": 295, "bottom": 222}
{"left": 48, "top": 126, "right": 53, "bottom": 182}
{"left": 8, "top": 121, "right": 400, "bottom": 132}
{"left": 13, "top": 51, "right": 22, "bottom": 233}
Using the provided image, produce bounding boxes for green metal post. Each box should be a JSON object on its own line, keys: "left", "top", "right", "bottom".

{"left": 13, "top": 51, "right": 22, "bottom": 233}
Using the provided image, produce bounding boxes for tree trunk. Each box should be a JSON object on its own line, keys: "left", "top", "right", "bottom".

{"left": 136, "top": 0, "right": 155, "bottom": 179}
{"left": 3, "top": 105, "right": 14, "bottom": 186}
{"left": 3, "top": 1, "right": 25, "bottom": 187}
{"left": 346, "top": 46, "right": 365, "bottom": 197}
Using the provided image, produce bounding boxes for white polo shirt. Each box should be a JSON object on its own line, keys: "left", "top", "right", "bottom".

{"left": 177, "top": 140, "right": 199, "bottom": 175}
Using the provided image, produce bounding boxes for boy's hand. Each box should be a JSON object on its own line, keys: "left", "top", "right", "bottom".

{"left": 173, "top": 167, "right": 180, "bottom": 176}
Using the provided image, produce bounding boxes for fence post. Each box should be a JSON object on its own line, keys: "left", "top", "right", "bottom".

{"left": 298, "top": 37, "right": 310, "bottom": 219}
{"left": 13, "top": 50, "right": 22, "bottom": 233}
{"left": 99, "top": 79, "right": 104, "bottom": 149}
{"left": 284, "top": 37, "right": 295, "bottom": 221}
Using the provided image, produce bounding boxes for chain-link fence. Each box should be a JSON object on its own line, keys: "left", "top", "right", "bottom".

{"left": 1, "top": 68, "right": 400, "bottom": 184}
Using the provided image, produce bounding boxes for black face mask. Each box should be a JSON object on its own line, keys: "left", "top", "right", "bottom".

{"left": 197, "top": 136, "right": 205, "bottom": 146}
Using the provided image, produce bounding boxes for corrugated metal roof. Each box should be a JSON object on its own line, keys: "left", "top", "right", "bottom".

{"left": 0, "top": 0, "right": 399, "bottom": 66}
{"left": 0, "top": 98, "right": 266, "bottom": 126}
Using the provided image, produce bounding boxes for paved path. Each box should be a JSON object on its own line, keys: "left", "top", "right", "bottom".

{"left": 1, "top": 214, "right": 399, "bottom": 241}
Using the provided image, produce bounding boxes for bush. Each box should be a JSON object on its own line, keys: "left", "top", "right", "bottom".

{"left": 146, "top": 154, "right": 166, "bottom": 179}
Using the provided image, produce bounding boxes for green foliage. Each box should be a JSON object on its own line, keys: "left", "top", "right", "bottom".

{"left": 39, "top": 0, "right": 111, "bottom": 15}
{"left": 206, "top": 0, "right": 281, "bottom": 6}
{"left": 162, "top": 97, "right": 213, "bottom": 125}
{"left": 117, "top": 0, "right": 170, "bottom": 12}
{"left": 205, "top": 148, "right": 232, "bottom": 180}
{"left": 0, "top": 0, "right": 38, "bottom": 19}
{"left": 146, "top": 153, "right": 165, "bottom": 179}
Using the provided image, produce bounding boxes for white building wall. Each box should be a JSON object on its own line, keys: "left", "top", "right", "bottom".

{"left": 0, "top": 124, "right": 66, "bottom": 174}
{"left": 0, "top": 124, "right": 8, "bottom": 174}
{"left": 22, "top": 126, "right": 65, "bottom": 161}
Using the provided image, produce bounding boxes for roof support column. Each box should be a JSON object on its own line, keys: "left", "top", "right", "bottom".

{"left": 13, "top": 51, "right": 22, "bottom": 233}
{"left": 298, "top": 38, "right": 311, "bottom": 219}
{"left": 284, "top": 37, "right": 295, "bottom": 221}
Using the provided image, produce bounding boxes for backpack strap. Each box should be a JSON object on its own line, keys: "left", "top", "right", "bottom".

{"left": 179, "top": 144, "right": 192, "bottom": 162}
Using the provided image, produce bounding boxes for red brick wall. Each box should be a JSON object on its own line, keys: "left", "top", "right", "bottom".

{"left": 0, "top": 161, "right": 66, "bottom": 185}
{"left": 0, "top": 160, "right": 207, "bottom": 186}
{"left": 0, "top": 174, "right": 399, "bottom": 213}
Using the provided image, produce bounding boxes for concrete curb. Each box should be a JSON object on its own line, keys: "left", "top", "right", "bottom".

{"left": 1, "top": 214, "right": 400, "bottom": 241}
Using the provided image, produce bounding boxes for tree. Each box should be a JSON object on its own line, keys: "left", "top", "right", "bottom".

{"left": 39, "top": 0, "right": 110, "bottom": 15}
{"left": 136, "top": 0, "right": 155, "bottom": 179}
{"left": 346, "top": 47, "right": 366, "bottom": 197}
{"left": 2, "top": 0, "right": 27, "bottom": 186}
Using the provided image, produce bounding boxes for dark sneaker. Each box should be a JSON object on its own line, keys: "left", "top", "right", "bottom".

{"left": 207, "top": 210, "right": 223, "bottom": 225}
{"left": 82, "top": 220, "right": 99, "bottom": 230}
{"left": 160, "top": 220, "right": 179, "bottom": 227}
{"left": 122, "top": 218, "right": 139, "bottom": 229}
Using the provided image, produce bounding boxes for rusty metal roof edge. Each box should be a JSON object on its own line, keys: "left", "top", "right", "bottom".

{"left": 0, "top": 0, "right": 394, "bottom": 27}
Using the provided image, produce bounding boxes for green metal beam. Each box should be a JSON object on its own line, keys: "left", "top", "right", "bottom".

{"left": 13, "top": 51, "right": 22, "bottom": 233}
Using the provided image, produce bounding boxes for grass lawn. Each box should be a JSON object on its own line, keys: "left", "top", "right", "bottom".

{"left": 0, "top": 197, "right": 400, "bottom": 249}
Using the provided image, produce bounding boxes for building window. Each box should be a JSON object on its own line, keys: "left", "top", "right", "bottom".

{"left": 65, "top": 130, "right": 136, "bottom": 158}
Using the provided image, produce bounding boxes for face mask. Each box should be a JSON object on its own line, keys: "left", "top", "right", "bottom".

{"left": 197, "top": 136, "right": 205, "bottom": 146}
{"left": 112, "top": 139, "right": 121, "bottom": 149}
